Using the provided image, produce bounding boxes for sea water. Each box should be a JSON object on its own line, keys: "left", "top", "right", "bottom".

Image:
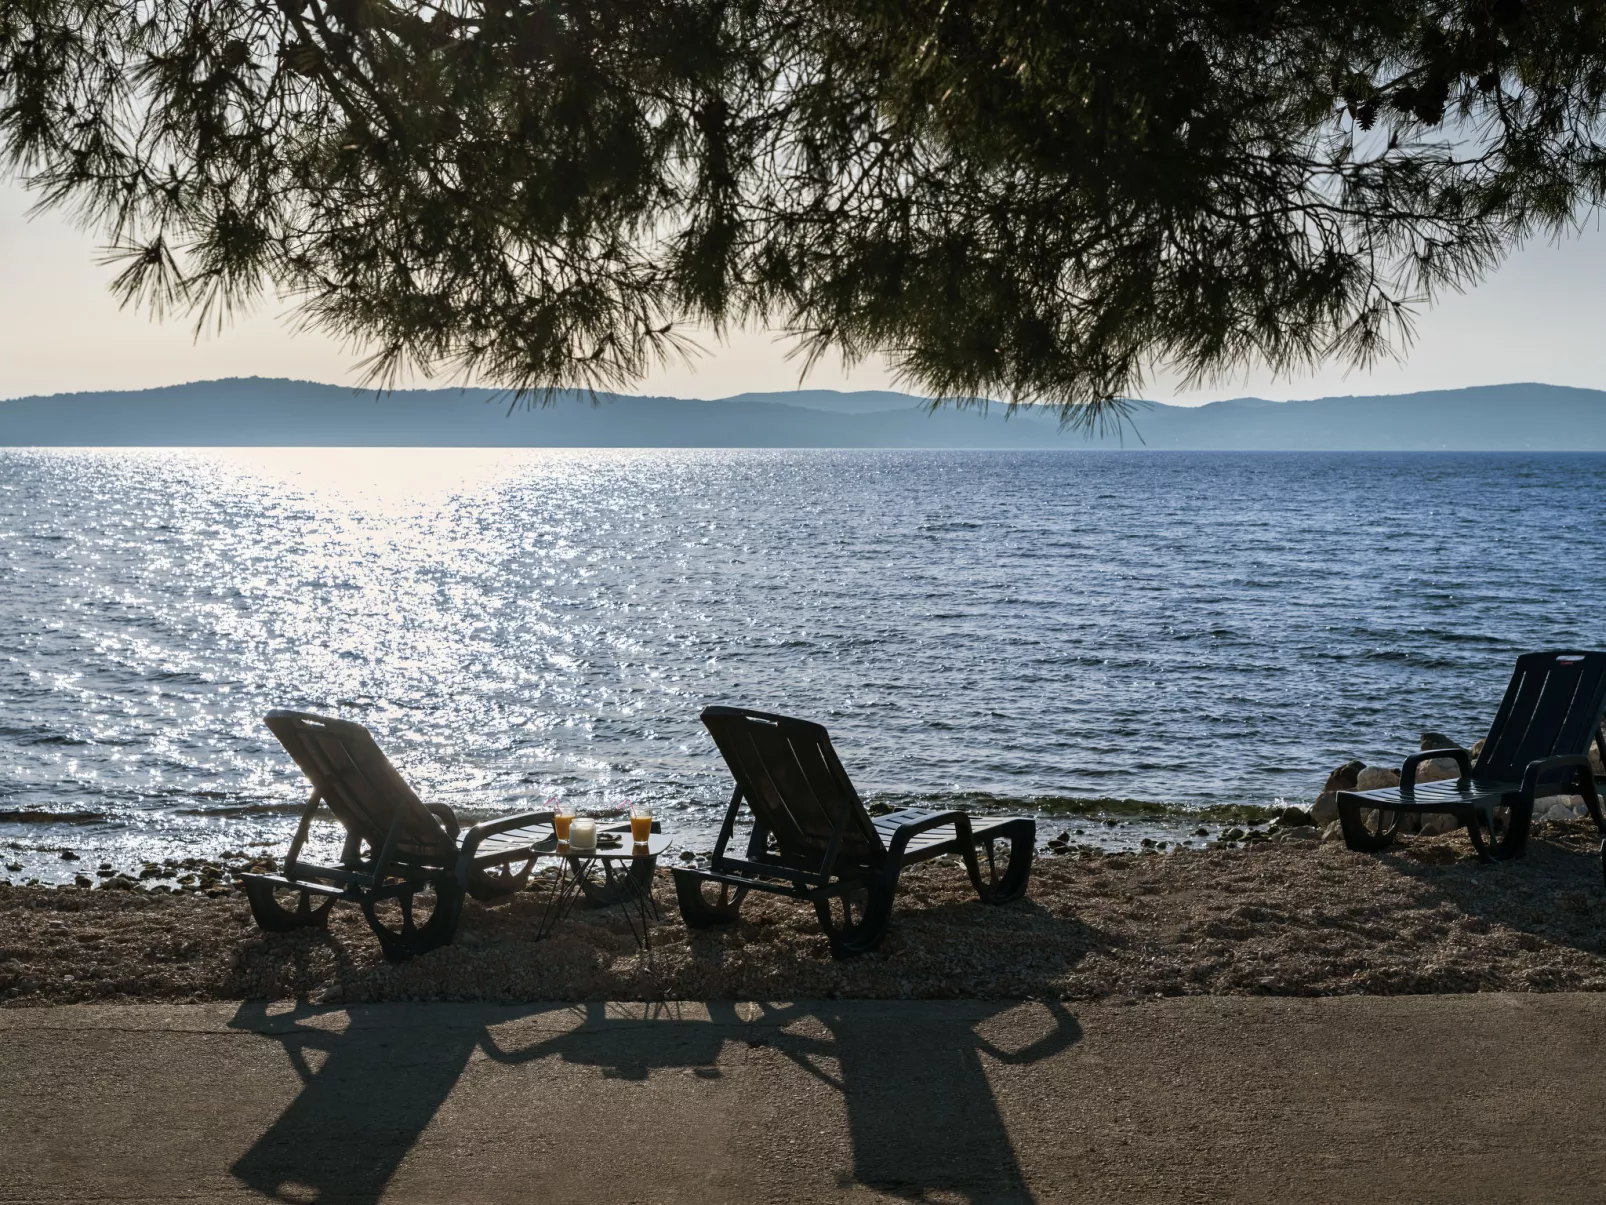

{"left": 2, "top": 448, "right": 1603, "bottom": 883}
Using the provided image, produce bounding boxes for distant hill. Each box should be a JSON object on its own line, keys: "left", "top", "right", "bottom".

{"left": 1, "top": 378, "right": 1604, "bottom": 449}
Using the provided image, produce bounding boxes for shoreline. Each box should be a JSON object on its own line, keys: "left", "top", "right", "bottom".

{"left": 5, "top": 816, "right": 1605, "bottom": 1006}
{"left": 0, "top": 796, "right": 1288, "bottom": 889}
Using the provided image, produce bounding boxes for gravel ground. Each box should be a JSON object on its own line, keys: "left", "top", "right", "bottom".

{"left": 4, "top": 819, "right": 1606, "bottom": 1006}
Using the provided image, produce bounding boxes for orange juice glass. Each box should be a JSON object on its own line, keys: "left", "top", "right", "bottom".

{"left": 630, "top": 804, "right": 653, "bottom": 844}
{"left": 554, "top": 805, "right": 575, "bottom": 841}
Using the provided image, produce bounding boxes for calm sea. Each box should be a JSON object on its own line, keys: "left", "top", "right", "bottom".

{"left": 3, "top": 448, "right": 1603, "bottom": 883}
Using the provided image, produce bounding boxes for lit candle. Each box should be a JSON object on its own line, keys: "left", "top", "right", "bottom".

{"left": 568, "top": 817, "right": 597, "bottom": 852}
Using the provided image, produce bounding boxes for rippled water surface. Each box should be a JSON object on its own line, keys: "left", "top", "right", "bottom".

{"left": 3, "top": 448, "right": 1604, "bottom": 881}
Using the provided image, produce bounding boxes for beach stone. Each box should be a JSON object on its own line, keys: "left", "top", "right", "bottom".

{"left": 1278, "top": 826, "right": 1318, "bottom": 841}
{"left": 1420, "top": 732, "right": 1456, "bottom": 751}
{"left": 1418, "top": 813, "right": 1461, "bottom": 835}
{"left": 1416, "top": 758, "right": 1462, "bottom": 783}
{"left": 1313, "top": 760, "right": 1363, "bottom": 825}
{"left": 1544, "top": 802, "right": 1575, "bottom": 823}
{"left": 1320, "top": 820, "right": 1344, "bottom": 841}
{"left": 1271, "top": 806, "right": 1314, "bottom": 828}
{"left": 1320, "top": 760, "right": 1364, "bottom": 796}
{"left": 1355, "top": 766, "right": 1401, "bottom": 791}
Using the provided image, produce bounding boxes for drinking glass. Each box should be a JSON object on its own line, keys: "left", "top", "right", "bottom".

{"left": 554, "top": 803, "right": 575, "bottom": 842}
{"left": 630, "top": 803, "right": 653, "bottom": 845}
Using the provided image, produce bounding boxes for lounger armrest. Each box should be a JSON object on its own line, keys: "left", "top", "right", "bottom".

{"left": 426, "top": 802, "right": 460, "bottom": 839}
{"left": 1399, "top": 747, "right": 1472, "bottom": 795}
{"left": 1520, "top": 755, "right": 1593, "bottom": 803}
{"left": 458, "top": 810, "right": 556, "bottom": 862}
{"left": 885, "top": 811, "right": 974, "bottom": 862}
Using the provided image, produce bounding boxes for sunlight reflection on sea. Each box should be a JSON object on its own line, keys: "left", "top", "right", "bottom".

{"left": 3, "top": 447, "right": 1603, "bottom": 882}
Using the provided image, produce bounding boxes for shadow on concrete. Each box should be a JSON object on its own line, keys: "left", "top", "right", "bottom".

{"left": 766, "top": 999, "right": 1080, "bottom": 1204}
{"left": 481, "top": 998, "right": 1082, "bottom": 1205}
{"left": 225, "top": 1001, "right": 552, "bottom": 1205}
{"left": 227, "top": 997, "right": 1079, "bottom": 1204}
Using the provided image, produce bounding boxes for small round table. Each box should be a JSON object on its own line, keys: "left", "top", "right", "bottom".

{"left": 533, "top": 831, "right": 672, "bottom": 949}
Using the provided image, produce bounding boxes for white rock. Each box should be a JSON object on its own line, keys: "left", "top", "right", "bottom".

{"left": 1543, "top": 802, "right": 1574, "bottom": 823}
{"left": 1418, "top": 813, "right": 1461, "bottom": 836}
{"left": 1415, "top": 757, "right": 1462, "bottom": 783}
{"left": 1355, "top": 766, "right": 1401, "bottom": 791}
{"left": 1320, "top": 820, "right": 1344, "bottom": 842}
{"left": 1312, "top": 792, "right": 1339, "bottom": 825}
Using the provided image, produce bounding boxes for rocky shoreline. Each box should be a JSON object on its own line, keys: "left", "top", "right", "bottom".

{"left": 4, "top": 812, "right": 1605, "bottom": 1006}
{"left": 1308, "top": 732, "right": 1606, "bottom": 834}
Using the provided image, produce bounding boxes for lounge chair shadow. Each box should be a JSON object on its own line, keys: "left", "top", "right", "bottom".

{"left": 760, "top": 999, "right": 1081, "bottom": 1204}
{"left": 479, "top": 998, "right": 1082, "bottom": 1204}
{"left": 225, "top": 999, "right": 558, "bottom": 1205}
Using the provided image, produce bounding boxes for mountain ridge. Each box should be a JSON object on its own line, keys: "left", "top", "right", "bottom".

{"left": 1, "top": 377, "right": 1602, "bottom": 449}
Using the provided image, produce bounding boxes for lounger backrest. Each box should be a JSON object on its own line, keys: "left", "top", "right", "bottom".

{"left": 264, "top": 710, "right": 458, "bottom": 863}
{"left": 1475, "top": 651, "right": 1606, "bottom": 782}
{"left": 701, "top": 706, "right": 883, "bottom": 865}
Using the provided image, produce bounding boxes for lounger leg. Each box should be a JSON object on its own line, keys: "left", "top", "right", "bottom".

{"left": 467, "top": 856, "right": 537, "bottom": 902}
{"left": 245, "top": 879, "right": 335, "bottom": 933}
{"left": 963, "top": 821, "right": 1035, "bottom": 904}
{"left": 1337, "top": 796, "right": 1400, "bottom": 853}
{"left": 813, "top": 877, "right": 894, "bottom": 958}
{"left": 1578, "top": 768, "right": 1606, "bottom": 835}
{"left": 1500, "top": 798, "right": 1532, "bottom": 859}
{"left": 1466, "top": 800, "right": 1527, "bottom": 863}
{"left": 672, "top": 870, "right": 749, "bottom": 928}
{"left": 360, "top": 877, "right": 464, "bottom": 962}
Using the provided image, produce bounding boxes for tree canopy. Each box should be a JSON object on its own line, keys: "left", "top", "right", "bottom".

{"left": 4, "top": 0, "right": 1606, "bottom": 419}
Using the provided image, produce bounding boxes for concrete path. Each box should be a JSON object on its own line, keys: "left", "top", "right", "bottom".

{"left": 1, "top": 994, "right": 1604, "bottom": 1204}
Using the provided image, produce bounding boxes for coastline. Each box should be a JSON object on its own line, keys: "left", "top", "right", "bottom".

{"left": 5, "top": 817, "right": 1604, "bottom": 1006}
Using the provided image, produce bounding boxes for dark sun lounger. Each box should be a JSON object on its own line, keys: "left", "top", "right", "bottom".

{"left": 671, "top": 706, "right": 1035, "bottom": 957}
{"left": 243, "top": 710, "right": 558, "bottom": 961}
{"left": 1337, "top": 651, "right": 1606, "bottom": 864}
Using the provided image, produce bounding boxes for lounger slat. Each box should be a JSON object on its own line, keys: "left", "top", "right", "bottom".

{"left": 710, "top": 713, "right": 877, "bottom": 859}
{"left": 1477, "top": 651, "right": 1606, "bottom": 782}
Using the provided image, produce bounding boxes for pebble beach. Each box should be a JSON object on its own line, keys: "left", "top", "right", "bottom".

{"left": 5, "top": 816, "right": 1606, "bottom": 1007}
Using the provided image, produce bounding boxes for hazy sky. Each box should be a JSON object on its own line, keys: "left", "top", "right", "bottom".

{"left": 5, "top": 177, "right": 1606, "bottom": 404}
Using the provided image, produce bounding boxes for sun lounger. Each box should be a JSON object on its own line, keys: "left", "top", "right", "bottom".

{"left": 243, "top": 710, "right": 558, "bottom": 960}
{"left": 671, "top": 706, "right": 1035, "bottom": 957}
{"left": 1337, "top": 651, "right": 1606, "bottom": 863}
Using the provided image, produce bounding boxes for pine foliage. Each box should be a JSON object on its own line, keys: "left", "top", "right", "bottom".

{"left": 4, "top": 0, "right": 1606, "bottom": 419}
